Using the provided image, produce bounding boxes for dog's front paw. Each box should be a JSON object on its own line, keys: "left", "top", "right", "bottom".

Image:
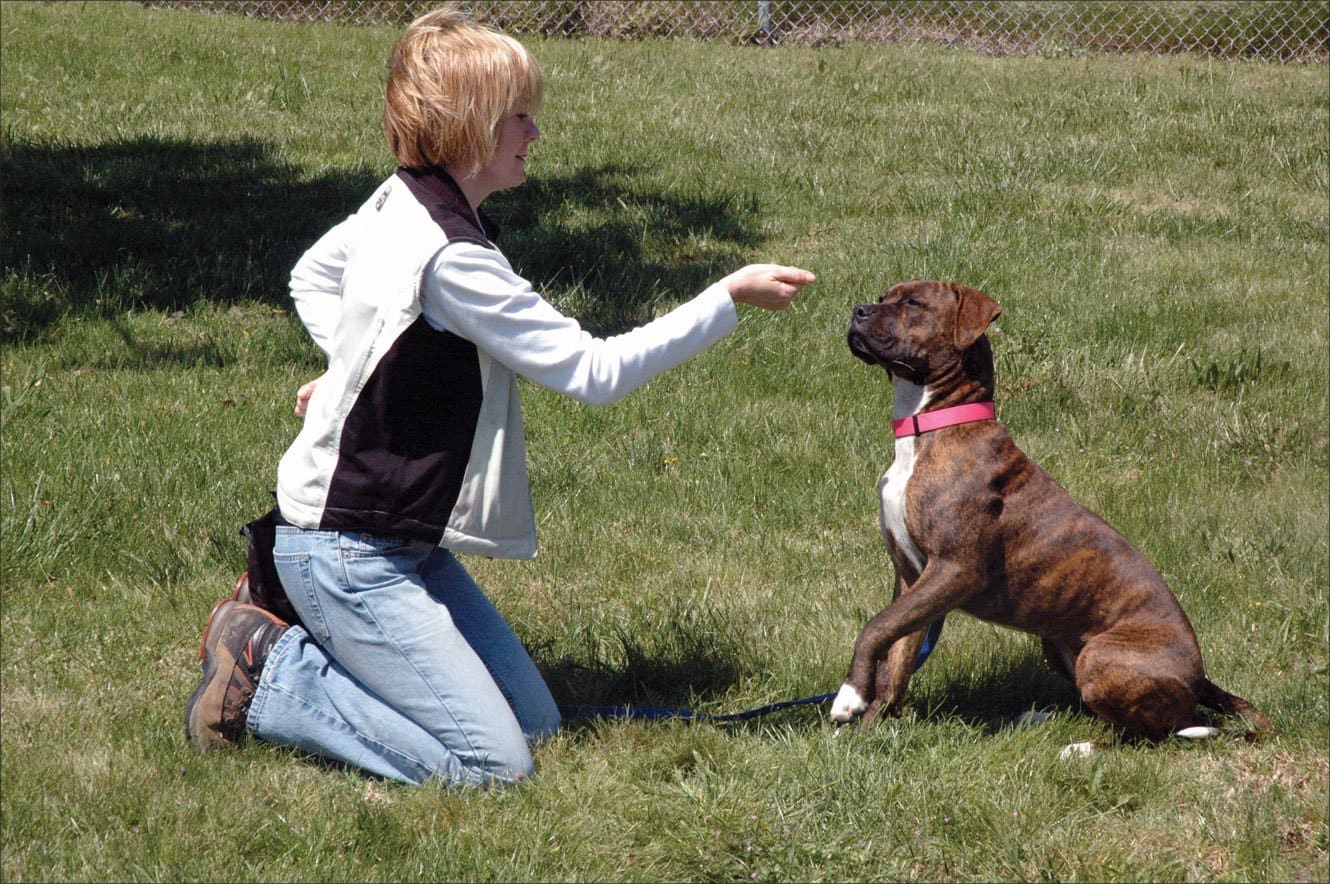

{"left": 829, "top": 683, "right": 869, "bottom": 723}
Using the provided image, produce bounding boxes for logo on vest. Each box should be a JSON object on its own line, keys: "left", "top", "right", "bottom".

{"left": 376, "top": 185, "right": 391, "bottom": 211}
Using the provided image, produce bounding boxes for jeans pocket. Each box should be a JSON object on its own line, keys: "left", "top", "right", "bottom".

{"left": 338, "top": 532, "right": 421, "bottom": 558}
{"left": 273, "top": 551, "right": 332, "bottom": 645}
{"left": 338, "top": 535, "right": 434, "bottom": 598}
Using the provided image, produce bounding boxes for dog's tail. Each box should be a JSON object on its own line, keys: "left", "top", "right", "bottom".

{"left": 1198, "top": 678, "right": 1273, "bottom": 740}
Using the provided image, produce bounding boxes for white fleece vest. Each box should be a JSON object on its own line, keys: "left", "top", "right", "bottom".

{"left": 277, "top": 169, "right": 538, "bottom": 558}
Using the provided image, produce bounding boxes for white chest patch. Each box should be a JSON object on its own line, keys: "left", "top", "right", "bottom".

{"left": 879, "top": 380, "right": 932, "bottom": 575}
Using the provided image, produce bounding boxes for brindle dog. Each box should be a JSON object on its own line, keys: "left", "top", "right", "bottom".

{"left": 829, "top": 279, "right": 1270, "bottom": 740}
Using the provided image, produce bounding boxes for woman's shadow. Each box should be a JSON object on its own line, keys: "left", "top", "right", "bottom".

{"left": 1, "top": 135, "right": 377, "bottom": 345}
{"left": 489, "top": 160, "right": 764, "bottom": 335}
{"left": 2, "top": 135, "right": 765, "bottom": 347}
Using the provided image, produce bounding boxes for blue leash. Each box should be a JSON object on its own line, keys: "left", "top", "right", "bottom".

{"left": 559, "top": 618, "right": 944, "bottom": 722}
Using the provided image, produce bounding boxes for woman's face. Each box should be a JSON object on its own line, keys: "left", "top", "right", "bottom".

{"left": 465, "top": 107, "right": 540, "bottom": 204}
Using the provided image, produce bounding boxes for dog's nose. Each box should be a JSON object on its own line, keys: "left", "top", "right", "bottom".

{"left": 854, "top": 304, "right": 874, "bottom": 321}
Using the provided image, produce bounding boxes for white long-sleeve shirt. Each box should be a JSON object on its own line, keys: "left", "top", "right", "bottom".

{"left": 276, "top": 167, "right": 738, "bottom": 558}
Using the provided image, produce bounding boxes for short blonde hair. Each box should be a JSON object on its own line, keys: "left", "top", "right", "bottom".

{"left": 384, "top": 7, "right": 543, "bottom": 174}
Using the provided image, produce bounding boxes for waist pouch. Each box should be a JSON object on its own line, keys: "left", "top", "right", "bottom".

{"left": 240, "top": 507, "right": 306, "bottom": 630}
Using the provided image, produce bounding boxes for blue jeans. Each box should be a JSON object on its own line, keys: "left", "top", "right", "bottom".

{"left": 247, "top": 527, "right": 560, "bottom": 786}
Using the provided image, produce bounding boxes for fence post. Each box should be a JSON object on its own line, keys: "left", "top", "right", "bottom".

{"left": 757, "top": 0, "right": 773, "bottom": 41}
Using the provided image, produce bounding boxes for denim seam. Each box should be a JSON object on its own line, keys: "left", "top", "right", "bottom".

{"left": 477, "top": 655, "right": 522, "bottom": 718}
{"left": 292, "top": 552, "right": 331, "bottom": 645}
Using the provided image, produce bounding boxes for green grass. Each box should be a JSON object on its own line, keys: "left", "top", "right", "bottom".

{"left": 2, "top": 1, "right": 1327, "bottom": 880}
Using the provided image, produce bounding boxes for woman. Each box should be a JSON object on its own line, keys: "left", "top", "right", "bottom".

{"left": 185, "top": 7, "right": 814, "bottom": 786}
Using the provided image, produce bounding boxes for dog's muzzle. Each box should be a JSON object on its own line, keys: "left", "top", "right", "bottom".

{"left": 847, "top": 326, "right": 879, "bottom": 365}
{"left": 847, "top": 309, "right": 886, "bottom": 366}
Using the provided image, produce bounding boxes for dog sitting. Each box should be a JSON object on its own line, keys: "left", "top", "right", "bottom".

{"left": 829, "top": 279, "right": 1270, "bottom": 741}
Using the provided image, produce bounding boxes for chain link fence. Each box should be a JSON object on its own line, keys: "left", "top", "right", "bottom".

{"left": 151, "top": 1, "right": 1326, "bottom": 61}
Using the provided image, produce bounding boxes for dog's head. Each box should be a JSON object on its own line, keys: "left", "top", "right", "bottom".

{"left": 847, "top": 279, "right": 1002, "bottom": 386}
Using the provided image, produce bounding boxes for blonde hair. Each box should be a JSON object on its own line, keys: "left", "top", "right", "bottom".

{"left": 384, "top": 7, "right": 543, "bottom": 174}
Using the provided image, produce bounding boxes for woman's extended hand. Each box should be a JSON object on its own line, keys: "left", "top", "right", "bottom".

{"left": 295, "top": 377, "right": 321, "bottom": 417}
{"left": 722, "top": 264, "right": 816, "bottom": 311}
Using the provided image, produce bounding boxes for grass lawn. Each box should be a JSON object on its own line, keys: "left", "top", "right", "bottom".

{"left": 2, "top": 1, "right": 1327, "bottom": 880}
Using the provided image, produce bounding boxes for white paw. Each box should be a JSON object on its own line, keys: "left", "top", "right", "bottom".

{"left": 1176, "top": 726, "right": 1221, "bottom": 740}
{"left": 829, "top": 684, "right": 868, "bottom": 723}
{"left": 1016, "top": 709, "right": 1055, "bottom": 728}
{"left": 1059, "top": 741, "right": 1096, "bottom": 760}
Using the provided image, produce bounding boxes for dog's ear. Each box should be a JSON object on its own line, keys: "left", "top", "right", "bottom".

{"left": 952, "top": 284, "right": 1002, "bottom": 350}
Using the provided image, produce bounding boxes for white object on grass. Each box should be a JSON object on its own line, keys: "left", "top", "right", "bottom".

{"left": 1059, "top": 741, "right": 1096, "bottom": 760}
{"left": 1175, "top": 725, "right": 1221, "bottom": 739}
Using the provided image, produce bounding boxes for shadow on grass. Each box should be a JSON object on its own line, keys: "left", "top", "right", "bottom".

{"left": 911, "top": 647, "right": 1087, "bottom": 734}
{"left": 908, "top": 647, "right": 1231, "bottom": 741}
{"left": 488, "top": 162, "right": 764, "bottom": 336}
{"left": 538, "top": 628, "right": 1085, "bottom": 737}
{"left": 536, "top": 629, "right": 746, "bottom": 732}
{"left": 2, "top": 135, "right": 764, "bottom": 344}
{"left": 0, "top": 135, "right": 381, "bottom": 343}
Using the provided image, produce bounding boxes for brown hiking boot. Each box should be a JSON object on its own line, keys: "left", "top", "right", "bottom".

{"left": 231, "top": 569, "right": 304, "bottom": 629}
{"left": 184, "top": 599, "right": 288, "bottom": 751}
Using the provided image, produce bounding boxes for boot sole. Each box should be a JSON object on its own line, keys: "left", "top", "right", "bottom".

{"left": 232, "top": 571, "right": 250, "bottom": 605}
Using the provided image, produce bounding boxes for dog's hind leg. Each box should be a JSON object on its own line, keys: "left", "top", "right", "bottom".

{"left": 1073, "top": 625, "right": 1200, "bottom": 740}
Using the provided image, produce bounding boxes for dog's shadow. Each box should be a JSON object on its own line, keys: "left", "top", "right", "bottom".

{"left": 908, "top": 647, "right": 1087, "bottom": 734}
{"left": 908, "top": 653, "right": 1232, "bottom": 745}
{"left": 530, "top": 613, "right": 1108, "bottom": 733}
{"left": 536, "top": 635, "right": 1095, "bottom": 737}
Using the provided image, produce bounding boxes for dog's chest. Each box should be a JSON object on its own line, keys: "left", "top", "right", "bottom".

{"left": 880, "top": 437, "right": 926, "bottom": 574}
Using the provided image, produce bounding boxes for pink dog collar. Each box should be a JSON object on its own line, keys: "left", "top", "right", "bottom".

{"left": 893, "top": 402, "right": 996, "bottom": 438}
